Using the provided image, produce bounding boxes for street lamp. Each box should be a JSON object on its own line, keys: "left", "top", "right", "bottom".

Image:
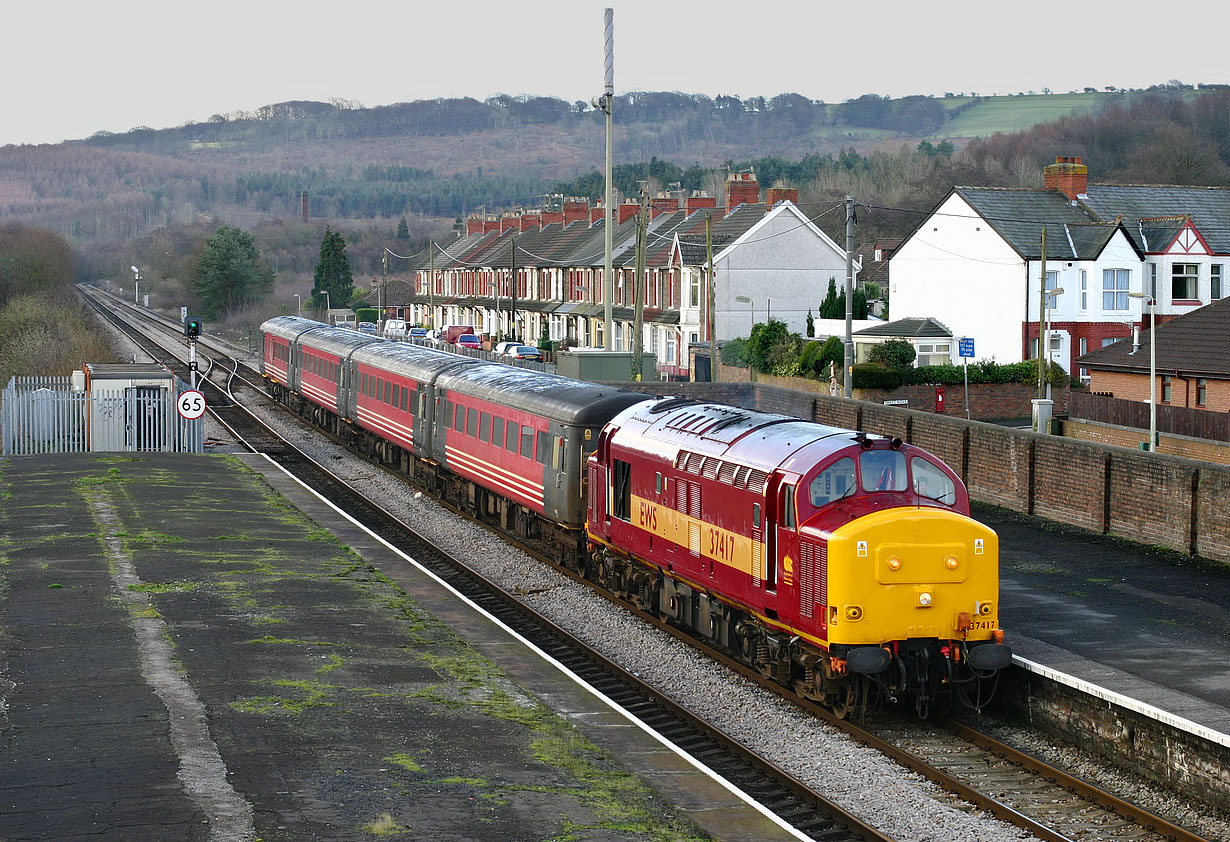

{"left": 131, "top": 265, "right": 141, "bottom": 305}
{"left": 1128, "top": 291, "right": 1157, "bottom": 452}
{"left": 323, "top": 290, "right": 331, "bottom": 323}
{"left": 735, "top": 295, "right": 754, "bottom": 333}
{"left": 1038, "top": 286, "right": 1064, "bottom": 398}
{"left": 293, "top": 293, "right": 302, "bottom": 317}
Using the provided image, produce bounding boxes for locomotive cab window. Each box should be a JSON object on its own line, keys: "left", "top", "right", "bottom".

{"left": 860, "top": 449, "right": 907, "bottom": 493}
{"left": 611, "top": 459, "right": 632, "bottom": 520}
{"left": 781, "top": 484, "right": 797, "bottom": 529}
{"left": 911, "top": 457, "right": 956, "bottom": 505}
{"left": 809, "top": 457, "right": 856, "bottom": 507}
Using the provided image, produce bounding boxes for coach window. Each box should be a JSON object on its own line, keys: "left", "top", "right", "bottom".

{"left": 536, "top": 431, "right": 548, "bottom": 465}
{"left": 455, "top": 405, "right": 466, "bottom": 433}
{"left": 443, "top": 400, "right": 454, "bottom": 428}
{"left": 467, "top": 408, "right": 478, "bottom": 436}
{"left": 492, "top": 416, "right": 505, "bottom": 448}
{"left": 506, "top": 422, "right": 519, "bottom": 452}
{"left": 910, "top": 457, "right": 956, "bottom": 505}
{"left": 479, "top": 412, "right": 490, "bottom": 442}
{"left": 521, "top": 426, "right": 534, "bottom": 459}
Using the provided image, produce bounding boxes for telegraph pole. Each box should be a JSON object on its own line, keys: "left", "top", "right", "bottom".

{"left": 601, "top": 8, "right": 614, "bottom": 350}
{"left": 706, "top": 212, "right": 717, "bottom": 382}
{"left": 510, "top": 236, "right": 517, "bottom": 342}
{"left": 843, "top": 196, "right": 855, "bottom": 398}
{"left": 632, "top": 189, "right": 648, "bottom": 380}
{"left": 428, "top": 241, "right": 435, "bottom": 329}
{"left": 1038, "top": 227, "right": 1048, "bottom": 400}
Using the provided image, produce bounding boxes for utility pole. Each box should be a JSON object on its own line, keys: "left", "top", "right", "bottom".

{"left": 510, "top": 236, "right": 517, "bottom": 341}
{"left": 601, "top": 8, "right": 614, "bottom": 350}
{"left": 428, "top": 241, "right": 435, "bottom": 329}
{"left": 1037, "top": 227, "right": 1048, "bottom": 400}
{"left": 843, "top": 196, "right": 855, "bottom": 399}
{"left": 706, "top": 212, "right": 717, "bottom": 382}
{"left": 632, "top": 188, "right": 648, "bottom": 380}
{"left": 380, "top": 250, "right": 386, "bottom": 319}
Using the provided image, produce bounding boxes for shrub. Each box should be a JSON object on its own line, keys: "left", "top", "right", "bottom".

{"left": 355, "top": 307, "right": 378, "bottom": 324}
{"left": 721, "top": 337, "right": 751, "bottom": 367}
{"left": 852, "top": 362, "right": 903, "bottom": 389}
{"left": 867, "top": 338, "right": 915, "bottom": 369}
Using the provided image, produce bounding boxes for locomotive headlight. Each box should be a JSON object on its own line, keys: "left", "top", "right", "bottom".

{"left": 946, "top": 555, "right": 959, "bottom": 570}
{"left": 887, "top": 556, "right": 901, "bottom": 571}
{"left": 976, "top": 601, "right": 994, "bottom": 616}
{"left": 918, "top": 592, "right": 933, "bottom": 607}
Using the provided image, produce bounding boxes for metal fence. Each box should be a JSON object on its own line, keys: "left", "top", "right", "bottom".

{"left": 1069, "top": 390, "right": 1230, "bottom": 443}
{"left": 2, "top": 376, "right": 204, "bottom": 455}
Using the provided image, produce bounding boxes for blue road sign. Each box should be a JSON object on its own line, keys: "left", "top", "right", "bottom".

{"left": 958, "top": 337, "right": 975, "bottom": 358}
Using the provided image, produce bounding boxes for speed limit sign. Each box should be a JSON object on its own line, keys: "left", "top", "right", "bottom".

{"left": 176, "top": 390, "right": 207, "bottom": 420}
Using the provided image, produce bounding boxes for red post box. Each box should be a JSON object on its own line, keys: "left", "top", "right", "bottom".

{"left": 935, "top": 386, "right": 946, "bottom": 413}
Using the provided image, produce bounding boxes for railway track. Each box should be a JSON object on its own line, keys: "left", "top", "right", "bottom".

{"left": 80, "top": 287, "right": 1219, "bottom": 842}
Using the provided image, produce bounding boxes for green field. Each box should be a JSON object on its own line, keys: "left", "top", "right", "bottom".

{"left": 938, "top": 93, "right": 1105, "bottom": 137}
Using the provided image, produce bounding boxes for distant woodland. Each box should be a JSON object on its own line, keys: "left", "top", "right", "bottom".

{"left": 2, "top": 83, "right": 1229, "bottom": 322}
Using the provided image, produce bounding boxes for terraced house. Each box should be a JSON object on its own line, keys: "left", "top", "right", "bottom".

{"left": 888, "top": 157, "right": 1230, "bottom": 382}
{"left": 368, "top": 171, "right": 857, "bottom": 380}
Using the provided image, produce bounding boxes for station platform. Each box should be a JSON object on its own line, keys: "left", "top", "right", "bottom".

{"left": 0, "top": 452, "right": 800, "bottom": 842}
{"left": 983, "top": 505, "right": 1230, "bottom": 740}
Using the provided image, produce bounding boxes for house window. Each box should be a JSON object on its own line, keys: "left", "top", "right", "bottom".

{"left": 1213, "top": 265, "right": 1223, "bottom": 300}
{"left": 666, "top": 330, "right": 677, "bottom": 363}
{"left": 915, "top": 342, "right": 951, "bottom": 366}
{"left": 1078, "top": 338, "right": 1088, "bottom": 379}
{"left": 1172, "top": 263, "right": 1198, "bottom": 300}
{"left": 1102, "top": 269, "right": 1130, "bottom": 310}
{"left": 1149, "top": 263, "right": 1158, "bottom": 300}
{"left": 1161, "top": 375, "right": 1172, "bottom": 403}
{"left": 1079, "top": 270, "right": 1088, "bottom": 311}
{"left": 689, "top": 274, "right": 700, "bottom": 308}
{"left": 1197, "top": 378, "right": 1208, "bottom": 407}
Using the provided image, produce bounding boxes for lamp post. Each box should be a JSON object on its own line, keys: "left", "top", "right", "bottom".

{"left": 323, "top": 290, "right": 331, "bottom": 324}
{"left": 293, "top": 293, "right": 302, "bottom": 317}
{"left": 735, "top": 295, "right": 754, "bottom": 334}
{"left": 1038, "top": 285, "right": 1064, "bottom": 399}
{"left": 1128, "top": 291, "right": 1157, "bottom": 451}
{"left": 131, "top": 265, "right": 141, "bottom": 305}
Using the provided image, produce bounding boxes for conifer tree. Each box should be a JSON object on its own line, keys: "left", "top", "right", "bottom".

{"left": 191, "top": 225, "right": 273, "bottom": 320}
{"left": 312, "top": 227, "right": 354, "bottom": 309}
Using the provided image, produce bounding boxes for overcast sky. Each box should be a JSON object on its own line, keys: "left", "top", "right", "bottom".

{"left": 5, "top": 0, "right": 1224, "bottom": 147}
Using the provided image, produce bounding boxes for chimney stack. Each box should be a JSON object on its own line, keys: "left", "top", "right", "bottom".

{"left": 466, "top": 215, "right": 485, "bottom": 235}
{"left": 1044, "top": 156, "right": 1088, "bottom": 200}
{"left": 765, "top": 184, "right": 799, "bottom": 207}
{"left": 724, "top": 170, "right": 760, "bottom": 211}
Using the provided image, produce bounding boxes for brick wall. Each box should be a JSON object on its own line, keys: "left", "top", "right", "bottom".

{"left": 1033, "top": 438, "right": 1106, "bottom": 532}
{"left": 617, "top": 380, "right": 1230, "bottom": 566}
{"left": 855, "top": 382, "right": 1072, "bottom": 420}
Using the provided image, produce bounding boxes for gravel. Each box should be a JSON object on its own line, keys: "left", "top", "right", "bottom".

{"left": 104, "top": 320, "right": 1228, "bottom": 842}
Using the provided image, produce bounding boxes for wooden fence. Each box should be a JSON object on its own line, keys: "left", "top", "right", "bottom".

{"left": 1069, "top": 391, "right": 1230, "bottom": 443}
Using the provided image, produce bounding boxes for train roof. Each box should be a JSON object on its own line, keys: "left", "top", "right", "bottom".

{"left": 614, "top": 400, "right": 860, "bottom": 473}
{"left": 294, "top": 324, "right": 384, "bottom": 356}
{"left": 350, "top": 339, "right": 482, "bottom": 380}
{"left": 261, "top": 315, "right": 330, "bottom": 342}
{"left": 437, "top": 363, "right": 651, "bottom": 425}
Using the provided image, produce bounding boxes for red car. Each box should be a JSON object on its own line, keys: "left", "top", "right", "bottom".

{"left": 454, "top": 333, "right": 481, "bottom": 350}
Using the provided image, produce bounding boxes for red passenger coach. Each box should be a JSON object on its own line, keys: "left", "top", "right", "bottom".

{"left": 587, "top": 399, "right": 1009, "bottom": 717}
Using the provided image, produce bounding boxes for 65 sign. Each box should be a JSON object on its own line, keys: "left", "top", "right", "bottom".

{"left": 176, "top": 390, "right": 207, "bottom": 421}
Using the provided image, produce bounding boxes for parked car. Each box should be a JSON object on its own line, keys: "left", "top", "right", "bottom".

{"left": 444, "top": 325, "right": 477, "bottom": 344}
{"left": 358, "top": 321, "right": 379, "bottom": 335}
{"left": 454, "top": 333, "right": 482, "bottom": 350}
{"left": 382, "top": 318, "right": 407, "bottom": 340}
{"left": 408, "top": 327, "right": 428, "bottom": 340}
{"left": 425, "top": 329, "right": 443, "bottom": 343}
{"left": 493, "top": 340, "right": 524, "bottom": 356}
{"left": 505, "top": 345, "right": 544, "bottom": 362}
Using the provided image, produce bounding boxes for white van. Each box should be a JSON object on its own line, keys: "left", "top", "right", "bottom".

{"left": 382, "top": 319, "right": 407, "bottom": 340}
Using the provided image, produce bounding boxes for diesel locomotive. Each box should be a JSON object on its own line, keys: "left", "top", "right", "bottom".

{"left": 261, "top": 316, "right": 1010, "bottom": 716}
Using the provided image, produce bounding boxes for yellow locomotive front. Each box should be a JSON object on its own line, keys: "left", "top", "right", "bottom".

{"left": 821, "top": 506, "right": 1011, "bottom": 716}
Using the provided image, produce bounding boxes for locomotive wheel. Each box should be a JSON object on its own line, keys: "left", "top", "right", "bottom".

{"left": 831, "top": 682, "right": 855, "bottom": 719}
